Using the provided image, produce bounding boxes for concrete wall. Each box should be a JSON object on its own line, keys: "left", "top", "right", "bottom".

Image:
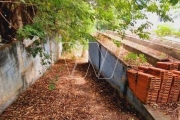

{"left": 0, "top": 39, "right": 62, "bottom": 114}
{"left": 125, "top": 36, "right": 180, "bottom": 61}
{"left": 89, "top": 42, "right": 155, "bottom": 120}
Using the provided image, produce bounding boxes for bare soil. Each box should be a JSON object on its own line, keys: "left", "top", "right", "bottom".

{"left": 0, "top": 59, "right": 144, "bottom": 120}
{"left": 149, "top": 102, "right": 180, "bottom": 120}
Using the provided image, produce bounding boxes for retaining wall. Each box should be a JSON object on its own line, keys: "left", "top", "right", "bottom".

{"left": 0, "top": 38, "right": 62, "bottom": 114}
{"left": 125, "top": 36, "right": 180, "bottom": 60}
{"left": 89, "top": 41, "right": 171, "bottom": 120}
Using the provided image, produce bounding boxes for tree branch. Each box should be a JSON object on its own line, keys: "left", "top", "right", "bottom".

{"left": 22, "top": 10, "right": 33, "bottom": 23}
{"left": 0, "top": 1, "right": 36, "bottom": 5}
{"left": 0, "top": 12, "right": 17, "bottom": 30}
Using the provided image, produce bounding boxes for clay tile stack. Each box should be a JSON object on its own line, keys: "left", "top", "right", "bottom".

{"left": 127, "top": 61, "right": 180, "bottom": 104}
{"left": 147, "top": 67, "right": 173, "bottom": 103}
{"left": 157, "top": 62, "right": 179, "bottom": 70}
{"left": 172, "top": 70, "right": 180, "bottom": 76}
{"left": 157, "top": 62, "right": 175, "bottom": 70}
{"left": 168, "top": 74, "right": 180, "bottom": 102}
{"left": 173, "top": 62, "right": 179, "bottom": 70}
{"left": 136, "top": 72, "right": 160, "bottom": 104}
{"left": 159, "top": 72, "right": 173, "bottom": 103}
{"left": 175, "top": 62, "right": 180, "bottom": 70}
{"left": 172, "top": 70, "right": 180, "bottom": 102}
{"left": 127, "top": 69, "right": 161, "bottom": 104}
{"left": 127, "top": 69, "right": 137, "bottom": 93}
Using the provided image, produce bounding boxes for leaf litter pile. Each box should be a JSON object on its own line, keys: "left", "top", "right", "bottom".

{"left": 0, "top": 60, "right": 144, "bottom": 120}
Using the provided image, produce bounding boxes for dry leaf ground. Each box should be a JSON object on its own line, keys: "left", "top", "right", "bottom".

{"left": 0, "top": 59, "right": 144, "bottom": 120}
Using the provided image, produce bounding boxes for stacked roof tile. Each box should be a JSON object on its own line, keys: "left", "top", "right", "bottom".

{"left": 127, "top": 62, "right": 180, "bottom": 104}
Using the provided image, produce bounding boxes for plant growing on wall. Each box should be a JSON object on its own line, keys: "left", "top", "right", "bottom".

{"left": 113, "top": 39, "right": 122, "bottom": 47}
{"left": 124, "top": 52, "right": 147, "bottom": 67}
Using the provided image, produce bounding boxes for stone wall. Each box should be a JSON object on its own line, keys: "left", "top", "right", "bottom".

{"left": 0, "top": 39, "right": 62, "bottom": 114}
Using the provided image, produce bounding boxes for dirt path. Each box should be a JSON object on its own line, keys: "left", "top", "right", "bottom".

{"left": 0, "top": 60, "right": 143, "bottom": 120}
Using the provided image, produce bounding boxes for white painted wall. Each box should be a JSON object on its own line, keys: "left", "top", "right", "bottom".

{"left": 0, "top": 39, "right": 62, "bottom": 114}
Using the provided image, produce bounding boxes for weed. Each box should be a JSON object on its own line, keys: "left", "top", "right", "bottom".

{"left": 48, "top": 75, "right": 60, "bottom": 90}
{"left": 124, "top": 52, "right": 147, "bottom": 67}
{"left": 48, "top": 79, "right": 56, "bottom": 90}
{"left": 139, "top": 54, "right": 147, "bottom": 63}
{"left": 113, "top": 39, "right": 122, "bottom": 47}
{"left": 49, "top": 83, "right": 55, "bottom": 90}
{"left": 124, "top": 52, "right": 138, "bottom": 61}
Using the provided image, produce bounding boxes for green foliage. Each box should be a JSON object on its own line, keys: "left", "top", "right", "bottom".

{"left": 113, "top": 39, "right": 122, "bottom": 47}
{"left": 49, "top": 83, "right": 55, "bottom": 90}
{"left": 155, "top": 24, "right": 180, "bottom": 37}
{"left": 124, "top": 52, "right": 138, "bottom": 61}
{"left": 33, "top": 0, "right": 95, "bottom": 43}
{"left": 174, "top": 30, "right": 180, "bottom": 37}
{"left": 3, "top": 0, "right": 176, "bottom": 60}
{"left": 29, "top": 41, "right": 51, "bottom": 65}
{"left": 155, "top": 24, "right": 174, "bottom": 36}
{"left": 95, "top": 0, "right": 175, "bottom": 39}
{"left": 41, "top": 53, "right": 51, "bottom": 66}
{"left": 17, "top": 24, "right": 45, "bottom": 40}
{"left": 124, "top": 53, "right": 147, "bottom": 66}
{"left": 80, "top": 39, "right": 89, "bottom": 50}
{"left": 48, "top": 75, "right": 60, "bottom": 90}
{"left": 15, "top": 0, "right": 178, "bottom": 43}
{"left": 139, "top": 54, "right": 147, "bottom": 63}
{"left": 169, "top": 0, "right": 179, "bottom": 5}
{"left": 0, "top": 0, "right": 176, "bottom": 69}
{"left": 134, "top": 22, "right": 152, "bottom": 39}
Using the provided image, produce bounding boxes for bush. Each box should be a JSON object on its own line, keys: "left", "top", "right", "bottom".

{"left": 155, "top": 24, "right": 174, "bottom": 36}
{"left": 173, "top": 29, "right": 180, "bottom": 37}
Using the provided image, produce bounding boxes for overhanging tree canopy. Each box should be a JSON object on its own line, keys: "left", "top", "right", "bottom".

{"left": 0, "top": 0, "right": 179, "bottom": 44}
